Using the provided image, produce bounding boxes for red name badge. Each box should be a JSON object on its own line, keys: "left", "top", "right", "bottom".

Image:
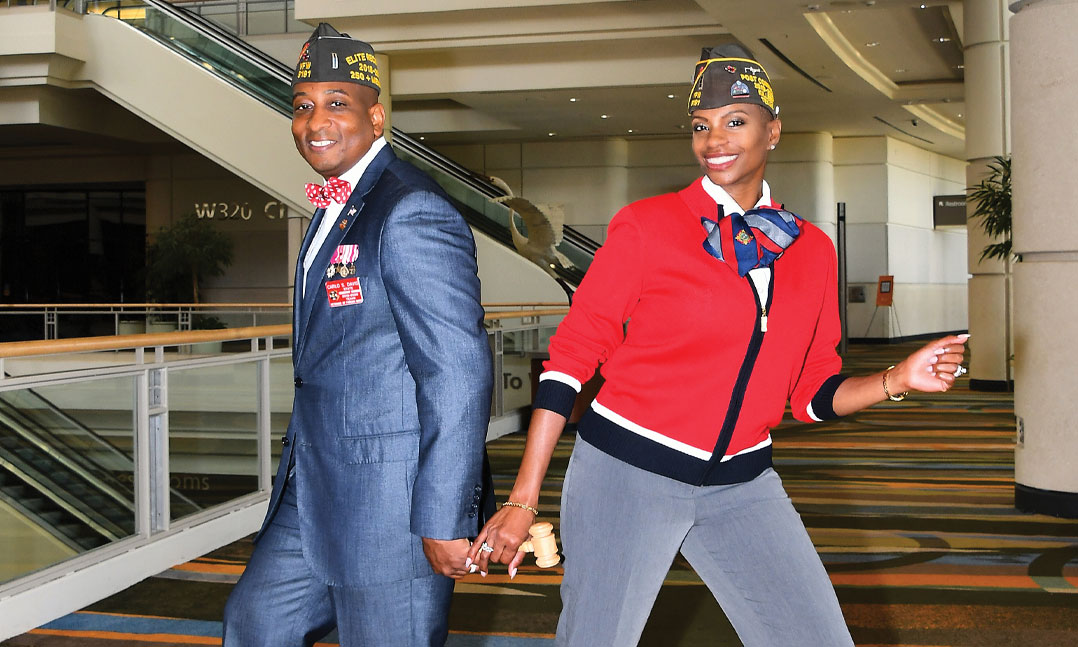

{"left": 326, "top": 277, "right": 363, "bottom": 307}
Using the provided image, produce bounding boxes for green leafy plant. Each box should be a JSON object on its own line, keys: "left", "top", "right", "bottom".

{"left": 968, "top": 155, "right": 1019, "bottom": 262}
{"left": 192, "top": 314, "right": 227, "bottom": 330}
{"left": 146, "top": 215, "right": 234, "bottom": 303}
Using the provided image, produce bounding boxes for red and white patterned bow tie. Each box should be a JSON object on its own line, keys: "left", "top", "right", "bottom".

{"left": 305, "top": 176, "right": 352, "bottom": 208}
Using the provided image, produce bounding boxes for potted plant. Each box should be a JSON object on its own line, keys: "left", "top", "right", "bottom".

{"left": 145, "top": 214, "right": 234, "bottom": 335}
{"left": 968, "top": 155, "right": 1017, "bottom": 262}
{"left": 968, "top": 154, "right": 1016, "bottom": 387}
{"left": 190, "top": 314, "right": 228, "bottom": 354}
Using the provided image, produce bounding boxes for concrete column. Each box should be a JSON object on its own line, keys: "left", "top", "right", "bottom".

{"left": 964, "top": 0, "right": 1012, "bottom": 390}
{"left": 376, "top": 52, "right": 392, "bottom": 140}
{"left": 1010, "top": 0, "right": 1078, "bottom": 517}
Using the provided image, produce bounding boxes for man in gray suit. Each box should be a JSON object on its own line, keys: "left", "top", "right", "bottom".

{"left": 223, "top": 24, "right": 493, "bottom": 646}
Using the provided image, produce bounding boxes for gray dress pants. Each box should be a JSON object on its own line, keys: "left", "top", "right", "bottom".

{"left": 556, "top": 438, "right": 854, "bottom": 647}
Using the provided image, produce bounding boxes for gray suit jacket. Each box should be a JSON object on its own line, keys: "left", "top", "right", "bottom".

{"left": 258, "top": 146, "right": 494, "bottom": 587}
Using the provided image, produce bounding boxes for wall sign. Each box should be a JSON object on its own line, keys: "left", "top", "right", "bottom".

{"left": 933, "top": 194, "right": 966, "bottom": 228}
{"left": 195, "top": 200, "right": 287, "bottom": 221}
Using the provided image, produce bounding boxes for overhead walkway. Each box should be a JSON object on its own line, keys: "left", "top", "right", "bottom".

{"left": 12, "top": 0, "right": 597, "bottom": 291}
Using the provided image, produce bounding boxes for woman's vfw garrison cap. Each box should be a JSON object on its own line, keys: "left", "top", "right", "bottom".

{"left": 687, "top": 43, "right": 776, "bottom": 117}
{"left": 292, "top": 23, "right": 381, "bottom": 95}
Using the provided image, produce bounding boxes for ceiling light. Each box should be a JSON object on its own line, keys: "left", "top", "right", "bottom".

{"left": 957, "top": 113, "right": 963, "bottom": 118}
{"left": 919, "top": 3, "right": 927, "bottom": 9}
{"left": 865, "top": 42, "right": 879, "bottom": 47}
{"left": 667, "top": 94, "right": 676, "bottom": 99}
{"left": 895, "top": 68, "right": 906, "bottom": 73}
{"left": 627, "top": 129, "right": 634, "bottom": 133}
{"left": 600, "top": 114, "right": 609, "bottom": 119}
{"left": 569, "top": 97, "right": 577, "bottom": 102}
{"left": 548, "top": 132, "right": 556, "bottom": 137}
{"left": 419, "top": 136, "right": 425, "bottom": 140}
{"left": 806, "top": 4, "right": 821, "bottom": 10}
{"left": 955, "top": 64, "right": 965, "bottom": 69}
{"left": 934, "top": 36, "right": 951, "bottom": 43}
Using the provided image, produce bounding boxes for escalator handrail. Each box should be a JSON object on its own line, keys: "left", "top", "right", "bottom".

{"left": 0, "top": 373, "right": 202, "bottom": 513}
{"left": 0, "top": 398, "right": 136, "bottom": 511}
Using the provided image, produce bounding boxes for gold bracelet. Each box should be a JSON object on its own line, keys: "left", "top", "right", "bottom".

{"left": 500, "top": 501, "right": 539, "bottom": 516}
{"left": 882, "top": 365, "right": 908, "bottom": 402}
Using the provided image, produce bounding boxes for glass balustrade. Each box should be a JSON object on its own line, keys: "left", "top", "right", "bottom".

{"left": 0, "top": 376, "right": 136, "bottom": 585}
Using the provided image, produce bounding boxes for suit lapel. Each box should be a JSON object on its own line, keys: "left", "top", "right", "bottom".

{"left": 293, "top": 147, "right": 397, "bottom": 365}
{"left": 292, "top": 207, "right": 325, "bottom": 358}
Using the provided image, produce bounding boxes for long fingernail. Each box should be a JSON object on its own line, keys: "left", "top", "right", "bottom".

{"left": 935, "top": 348, "right": 946, "bottom": 355}
{"left": 929, "top": 355, "right": 938, "bottom": 364}
{"left": 927, "top": 366, "right": 934, "bottom": 373}
{"left": 958, "top": 333, "right": 971, "bottom": 339}
{"left": 480, "top": 571, "right": 487, "bottom": 578}
{"left": 465, "top": 558, "right": 472, "bottom": 568}
{"left": 509, "top": 567, "right": 517, "bottom": 579}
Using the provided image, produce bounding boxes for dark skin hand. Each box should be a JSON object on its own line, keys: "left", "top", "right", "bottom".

{"left": 422, "top": 537, "right": 474, "bottom": 580}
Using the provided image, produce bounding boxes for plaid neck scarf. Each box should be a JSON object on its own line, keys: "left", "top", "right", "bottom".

{"left": 701, "top": 206, "right": 803, "bottom": 276}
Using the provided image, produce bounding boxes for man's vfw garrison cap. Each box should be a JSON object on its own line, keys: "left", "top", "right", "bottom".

{"left": 293, "top": 23, "right": 380, "bottom": 95}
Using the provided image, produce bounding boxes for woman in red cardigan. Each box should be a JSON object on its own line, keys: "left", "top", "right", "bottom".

{"left": 469, "top": 44, "right": 968, "bottom": 646}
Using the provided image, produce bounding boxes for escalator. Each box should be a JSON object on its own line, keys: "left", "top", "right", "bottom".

{"left": 91, "top": 0, "right": 598, "bottom": 288}
{"left": 0, "top": 384, "right": 200, "bottom": 550}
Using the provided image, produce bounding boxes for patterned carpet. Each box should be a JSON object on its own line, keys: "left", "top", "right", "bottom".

{"left": 5, "top": 343, "right": 1077, "bottom": 646}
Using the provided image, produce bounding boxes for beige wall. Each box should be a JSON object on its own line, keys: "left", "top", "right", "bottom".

{"left": 438, "top": 133, "right": 834, "bottom": 244}
{"left": 835, "top": 136, "right": 967, "bottom": 338}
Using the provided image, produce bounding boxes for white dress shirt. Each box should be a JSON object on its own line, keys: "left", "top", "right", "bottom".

{"left": 302, "top": 136, "right": 388, "bottom": 296}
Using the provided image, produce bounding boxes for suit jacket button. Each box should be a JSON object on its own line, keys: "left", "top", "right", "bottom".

{"left": 468, "top": 511, "right": 476, "bottom": 518}
{"left": 474, "top": 485, "right": 482, "bottom": 493}
{"left": 294, "top": 377, "right": 303, "bottom": 387}
{"left": 281, "top": 436, "right": 290, "bottom": 447}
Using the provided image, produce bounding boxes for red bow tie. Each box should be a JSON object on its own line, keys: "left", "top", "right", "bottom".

{"left": 305, "top": 176, "right": 352, "bottom": 208}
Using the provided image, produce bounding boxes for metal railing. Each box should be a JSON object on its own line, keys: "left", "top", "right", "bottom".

{"left": 0, "top": 303, "right": 292, "bottom": 341}
{"left": 0, "top": 307, "right": 564, "bottom": 639}
{"left": 0, "top": 303, "right": 566, "bottom": 342}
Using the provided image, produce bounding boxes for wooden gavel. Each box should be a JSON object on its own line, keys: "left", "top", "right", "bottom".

{"left": 517, "top": 521, "right": 561, "bottom": 568}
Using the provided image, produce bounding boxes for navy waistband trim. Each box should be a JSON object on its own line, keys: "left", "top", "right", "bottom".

{"left": 576, "top": 409, "right": 772, "bottom": 486}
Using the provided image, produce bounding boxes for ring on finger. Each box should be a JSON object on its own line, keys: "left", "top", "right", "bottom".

{"left": 954, "top": 365, "right": 966, "bottom": 377}
{"left": 479, "top": 542, "right": 494, "bottom": 553}
{"left": 468, "top": 563, "right": 478, "bottom": 574}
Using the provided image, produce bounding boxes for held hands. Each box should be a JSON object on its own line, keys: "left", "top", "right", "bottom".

{"left": 421, "top": 537, "right": 473, "bottom": 580}
{"left": 887, "top": 333, "right": 970, "bottom": 395}
{"left": 466, "top": 505, "right": 535, "bottom": 578}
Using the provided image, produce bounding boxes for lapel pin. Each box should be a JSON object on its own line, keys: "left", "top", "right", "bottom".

{"left": 347, "top": 206, "right": 357, "bottom": 216}
{"left": 339, "top": 219, "right": 348, "bottom": 230}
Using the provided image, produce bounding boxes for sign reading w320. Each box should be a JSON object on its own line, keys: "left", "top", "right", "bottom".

{"left": 194, "top": 201, "right": 288, "bottom": 221}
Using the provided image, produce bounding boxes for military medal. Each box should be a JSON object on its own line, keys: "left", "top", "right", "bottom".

{"left": 327, "top": 244, "right": 358, "bottom": 282}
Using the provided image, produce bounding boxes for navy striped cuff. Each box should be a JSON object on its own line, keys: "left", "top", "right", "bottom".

{"left": 809, "top": 374, "right": 849, "bottom": 421}
{"left": 533, "top": 379, "right": 577, "bottom": 418}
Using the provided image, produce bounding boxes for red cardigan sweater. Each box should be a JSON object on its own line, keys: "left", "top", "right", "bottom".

{"left": 536, "top": 178, "right": 844, "bottom": 485}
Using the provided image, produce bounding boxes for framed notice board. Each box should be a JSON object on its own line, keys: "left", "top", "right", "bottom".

{"left": 876, "top": 275, "right": 894, "bottom": 307}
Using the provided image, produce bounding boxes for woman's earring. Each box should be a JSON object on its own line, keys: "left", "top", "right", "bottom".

{"left": 769, "top": 144, "right": 776, "bottom": 150}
